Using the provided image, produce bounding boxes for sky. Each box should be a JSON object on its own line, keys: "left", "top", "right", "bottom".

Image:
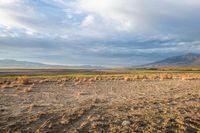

{"left": 0, "top": 0, "right": 200, "bottom": 67}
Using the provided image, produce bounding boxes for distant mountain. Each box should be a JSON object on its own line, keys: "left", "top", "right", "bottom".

{"left": 0, "top": 59, "right": 48, "bottom": 68}
{"left": 0, "top": 59, "right": 108, "bottom": 69}
{"left": 142, "top": 53, "right": 200, "bottom": 67}
{"left": 79, "top": 65, "right": 108, "bottom": 69}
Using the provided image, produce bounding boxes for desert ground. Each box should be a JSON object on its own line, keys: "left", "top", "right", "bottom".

{"left": 0, "top": 69, "right": 200, "bottom": 133}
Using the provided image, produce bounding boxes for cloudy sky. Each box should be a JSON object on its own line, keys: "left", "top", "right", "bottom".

{"left": 0, "top": 0, "right": 200, "bottom": 67}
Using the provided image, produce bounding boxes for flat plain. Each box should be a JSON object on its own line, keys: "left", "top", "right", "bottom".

{"left": 0, "top": 69, "right": 200, "bottom": 132}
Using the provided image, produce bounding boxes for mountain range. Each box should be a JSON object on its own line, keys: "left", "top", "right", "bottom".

{"left": 143, "top": 53, "right": 200, "bottom": 68}
{"left": 0, "top": 53, "right": 200, "bottom": 69}
{"left": 0, "top": 59, "right": 107, "bottom": 69}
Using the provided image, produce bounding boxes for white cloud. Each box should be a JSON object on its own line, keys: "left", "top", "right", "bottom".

{"left": 0, "top": 0, "right": 43, "bottom": 34}
{"left": 0, "top": 0, "right": 200, "bottom": 39}
{"left": 0, "top": 0, "right": 21, "bottom": 5}
{"left": 77, "top": 0, "right": 200, "bottom": 38}
{"left": 0, "top": 0, "right": 200, "bottom": 66}
{"left": 77, "top": 0, "right": 139, "bottom": 32}
{"left": 81, "top": 15, "right": 94, "bottom": 27}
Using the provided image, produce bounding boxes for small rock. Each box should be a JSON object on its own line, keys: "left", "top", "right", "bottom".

{"left": 60, "top": 119, "right": 68, "bottom": 124}
{"left": 24, "top": 87, "right": 32, "bottom": 92}
{"left": 59, "top": 83, "right": 65, "bottom": 87}
{"left": 122, "top": 120, "right": 131, "bottom": 126}
{"left": 77, "top": 92, "right": 89, "bottom": 96}
{"left": 16, "top": 87, "right": 21, "bottom": 90}
{"left": 93, "top": 98, "right": 101, "bottom": 104}
{"left": 74, "top": 81, "right": 81, "bottom": 85}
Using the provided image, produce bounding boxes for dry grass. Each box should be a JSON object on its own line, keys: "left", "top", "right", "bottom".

{"left": 124, "top": 77, "right": 131, "bottom": 81}
{"left": 24, "top": 84, "right": 34, "bottom": 92}
{"left": 65, "top": 73, "right": 200, "bottom": 83}
{"left": 16, "top": 76, "right": 31, "bottom": 85}
{"left": 24, "top": 87, "right": 32, "bottom": 92}
{"left": 0, "top": 73, "right": 199, "bottom": 132}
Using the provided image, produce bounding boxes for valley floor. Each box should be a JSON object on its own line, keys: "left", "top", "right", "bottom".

{"left": 0, "top": 78, "right": 200, "bottom": 132}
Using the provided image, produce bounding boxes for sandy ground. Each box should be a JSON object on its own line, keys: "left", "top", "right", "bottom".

{"left": 0, "top": 78, "right": 200, "bottom": 133}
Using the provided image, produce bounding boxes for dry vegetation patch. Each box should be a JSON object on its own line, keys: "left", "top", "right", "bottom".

{"left": 15, "top": 76, "right": 31, "bottom": 85}
{"left": 0, "top": 72, "right": 199, "bottom": 132}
